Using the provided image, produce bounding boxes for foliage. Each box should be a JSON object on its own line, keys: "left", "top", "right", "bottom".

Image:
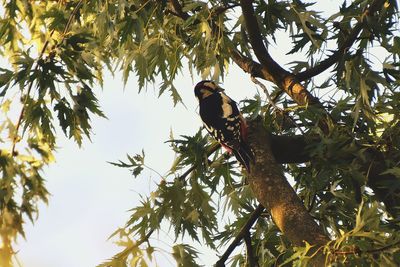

{"left": 0, "top": 0, "right": 399, "bottom": 266}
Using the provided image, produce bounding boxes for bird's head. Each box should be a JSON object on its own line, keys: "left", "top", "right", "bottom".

{"left": 194, "top": 80, "right": 224, "bottom": 101}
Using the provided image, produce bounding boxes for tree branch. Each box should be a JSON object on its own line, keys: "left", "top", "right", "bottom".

{"left": 239, "top": 0, "right": 286, "bottom": 81}
{"left": 270, "top": 134, "right": 311, "bottom": 164}
{"left": 215, "top": 204, "right": 264, "bottom": 267}
{"left": 364, "top": 240, "right": 400, "bottom": 254}
{"left": 212, "top": 4, "right": 240, "bottom": 16}
{"left": 165, "top": 1, "right": 272, "bottom": 88}
{"left": 269, "top": 134, "right": 400, "bottom": 217}
{"left": 296, "top": 0, "right": 387, "bottom": 81}
{"left": 167, "top": 0, "right": 322, "bottom": 111}
{"left": 229, "top": 47, "right": 275, "bottom": 82}
{"left": 239, "top": 1, "right": 320, "bottom": 104}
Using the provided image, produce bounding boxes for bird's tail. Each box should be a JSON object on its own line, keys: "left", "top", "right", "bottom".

{"left": 233, "top": 141, "right": 255, "bottom": 172}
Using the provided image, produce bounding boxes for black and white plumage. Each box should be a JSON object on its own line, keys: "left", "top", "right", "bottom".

{"left": 194, "top": 80, "right": 254, "bottom": 171}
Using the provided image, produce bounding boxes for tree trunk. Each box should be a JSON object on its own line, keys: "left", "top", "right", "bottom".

{"left": 247, "top": 118, "right": 329, "bottom": 266}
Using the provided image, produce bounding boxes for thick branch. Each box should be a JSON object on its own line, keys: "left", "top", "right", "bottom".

{"left": 269, "top": 134, "right": 400, "bottom": 218}
{"left": 270, "top": 134, "right": 311, "bottom": 164}
{"left": 296, "top": 0, "right": 387, "bottom": 81}
{"left": 247, "top": 118, "right": 329, "bottom": 265}
{"left": 231, "top": 47, "right": 322, "bottom": 110}
{"left": 238, "top": 0, "right": 320, "bottom": 108}
{"left": 239, "top": 0, "right": 285, "bottom": 81}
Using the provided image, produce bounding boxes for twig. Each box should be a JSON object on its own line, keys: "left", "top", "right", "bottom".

{"left": 103, "top": 229, "right": 155, "bottom": 265}
{"left": 250, "top": 76, "right": 280, "bottom": 111}
{"left": 62, "top": 0, "right": 83, "bottom": 37}
{"left": 307, "top": 193, "right": 317, "bottom": 212}
{"left": 250, "top": 76, "right": 305, "bottom": 135}
{"left": 169, "top": 0, "right": 238, "bottom": 19}
{"left": 364, "top": 240, "right": 400, "bottom": 254}
{"left": 215, "top": 204, "right": 264, "bottom": 267}
{"left": 111, "top": 141, "right": 228, "bottom": 263}
{"left": 11, "top": 25, "right": 57, "bottom": 155}
{"left": 212, "top": 4, "right": 240, "bottom": 16}
{"left": 332, "top": 240, "right": 400, "bottom": 256}
{"left": 11, "top": 0, "right": 83, "bottom": 156}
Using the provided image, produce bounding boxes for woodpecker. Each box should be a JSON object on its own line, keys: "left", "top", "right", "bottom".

{"left": 194, "top": 80, "right": 254, "bottom": 171}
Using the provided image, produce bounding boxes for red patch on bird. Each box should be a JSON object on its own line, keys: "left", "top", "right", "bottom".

{"left": 221, "top": 143, "right": 233, "bottom": 153}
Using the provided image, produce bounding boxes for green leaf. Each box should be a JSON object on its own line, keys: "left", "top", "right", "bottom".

{"left": 172, "top": 244, "right": 200, "bottom": 267}
{"left": 108, "top": 150, "right": 145, "bottom": 178}
{"left": 0, "top": 68, "right": 13, "bottom": 96}
{"left": 381, "top": 167, "right": 400, "bottom": 177}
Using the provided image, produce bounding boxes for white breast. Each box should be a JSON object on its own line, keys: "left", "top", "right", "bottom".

{"left": 220, "top": 92, "right": 233, "bottom": 118}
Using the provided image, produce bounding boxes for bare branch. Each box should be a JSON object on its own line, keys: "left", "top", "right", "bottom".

{"left": 215, "top": 204, "right": 264, "bottom": 267}
{"left": 244, "top": 232, "right": 258, "bottom": 267}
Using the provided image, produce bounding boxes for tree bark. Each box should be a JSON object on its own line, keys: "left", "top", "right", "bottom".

{"left": 247, "top": 118, "right": 329, "bottom": 266}
{"left": 238, "top": 0, "right": 319, "bottom": 108}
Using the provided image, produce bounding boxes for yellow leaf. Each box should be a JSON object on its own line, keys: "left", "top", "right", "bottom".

{"left": 1, "top": 100, "right": 11, "bottom": 113}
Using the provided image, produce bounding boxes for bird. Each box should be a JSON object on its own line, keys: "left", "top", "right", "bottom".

{"left": 194, "top": 80, "right": 254, "bottom": 171}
